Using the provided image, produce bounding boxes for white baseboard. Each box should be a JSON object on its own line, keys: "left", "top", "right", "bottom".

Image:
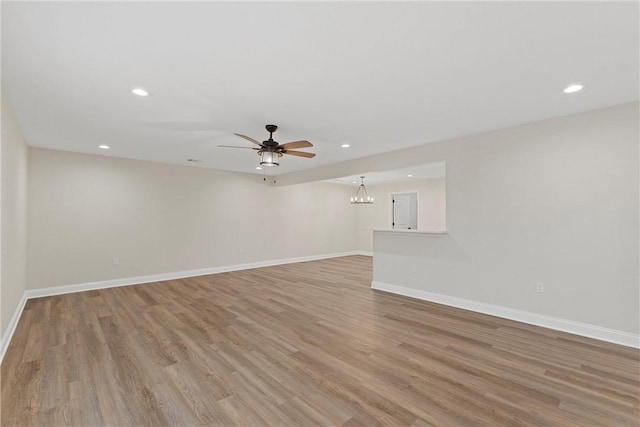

{"left": 0, "top": 292, "right": 28, "bottom": 364}
{"left": 371, "top": 280, "right": 640, "bottom": 349}
{"left": 0, "top": 251, "right": 365, "bottom": 363}
{"left": 354, "top": 251, "right": 373, "bottom": 257}
{"left": 25, "top": 251, "right": 366, "bottom": 299}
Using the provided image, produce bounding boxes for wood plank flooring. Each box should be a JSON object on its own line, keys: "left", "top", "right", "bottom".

{"left": 1, "top": 255, "right": 638, "bottom": 426}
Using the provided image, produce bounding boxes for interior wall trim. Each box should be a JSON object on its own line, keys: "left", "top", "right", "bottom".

{"left": 0, "top": 251, "right": 372, "bottom": 363}
{"left": 371, "top": 280, "right": 640, "bottom": 349}
{"left": 0, "top": 292, "right": 28, "bottom": 364}
{"left": 25, "top": 251, "right": 373, "bottom": 299}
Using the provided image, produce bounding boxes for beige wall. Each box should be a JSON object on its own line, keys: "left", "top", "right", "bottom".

{"left": 27, "top": 149, "right": 358, "bottom": 289}
{"left": 15, "top": 101, "right": 640, "bottom": 339}
{"left": 355, "top": 178, "right": 446, "bottom": 252}
{"left": 368, "top": 103, "right": 638, "bottom": 335}
{"left": 1, "top": 96, "right": 29, "bottom": 338}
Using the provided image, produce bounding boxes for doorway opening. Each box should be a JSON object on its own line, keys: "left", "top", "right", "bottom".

{"left": 391, "top": 192, "right": 418, "bottom": 230}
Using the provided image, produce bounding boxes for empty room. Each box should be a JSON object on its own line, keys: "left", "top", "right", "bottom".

{"left": 1, "top": 1, "right": 638, "bottom": 426}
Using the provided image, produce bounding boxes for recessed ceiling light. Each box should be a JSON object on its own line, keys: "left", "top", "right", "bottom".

{"left": 132, "top": 88, "right": 149, "bottom": 96}
{"left": 563, "top": 84, "right": 583, "bottom": 94}
{"left": 407, "top": 174, "right": 413, "bottom": 177}
{"left": 256, "top": 166, "right": 263, "bottom": 170}
{"left": 341, "top": 144, "right": 350, "bottom": 148}
{"left": 99, "top": 145, "right": 110, "bottom": 150}
{"left": 352, "top": 181, "right": 357, "bottom": 184}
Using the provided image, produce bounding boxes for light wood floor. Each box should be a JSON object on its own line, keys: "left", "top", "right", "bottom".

{"left": 1, "top": 256, "right": 638, "bottom": 426}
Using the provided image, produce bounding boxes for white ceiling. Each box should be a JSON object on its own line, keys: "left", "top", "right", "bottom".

{"left": 3, "top": 1, "right": 638, "bottom": 178}
{"left": 327, "top": 162, "right": 446, "bottom": 187}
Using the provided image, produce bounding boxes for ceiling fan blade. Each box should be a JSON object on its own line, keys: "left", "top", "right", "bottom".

{"left": 218, "top": 145, "right": 258, "bottom": 149}
{"left": 283, "top": 150, "right": 316, "bottom": 158}
{"left": 234, "top": 133, "right": 263, "bottom": 146}
{"left": 279, "top": 140, "right": 313, "bottom": 150}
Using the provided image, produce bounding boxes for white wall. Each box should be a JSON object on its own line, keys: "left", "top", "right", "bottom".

{"left": 1, "top": 96, "right": 29, "bottom": 338}
{"left": 27, "top": 148, "right": 358, "bottom": 289}
{"left": 369, "top": 103, "right": 639, "bottom": 336}
{"left": 15, "top": 102, "right": 640, "bottom": 344}
{"left": 355, "top": 178, "right": 446, "bottom": 252}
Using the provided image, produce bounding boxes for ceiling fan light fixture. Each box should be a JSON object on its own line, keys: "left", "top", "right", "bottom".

{"left": 351, "top": 176, "right": 373, "bottom": 204}
{"left": 260, "top": 151, "right": 279, "bottom": 167}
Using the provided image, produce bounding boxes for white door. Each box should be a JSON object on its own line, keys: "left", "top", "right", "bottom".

{"left": 392, "top": 193, "right": 418, "bottom": 229}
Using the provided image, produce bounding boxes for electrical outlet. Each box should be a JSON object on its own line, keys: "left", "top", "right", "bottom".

{"left": 112, "top": 257, "right": 119, "bottom": 266}
{"left": 411, "top": 264, "right": 417, "bottom": 273}
{"left": 536, "top": 281, "right": 544, "bottom": 293}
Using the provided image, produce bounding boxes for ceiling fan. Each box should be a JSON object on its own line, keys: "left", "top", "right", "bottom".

{"left": 219, "top": 124, "right": 316, "bottom": 167}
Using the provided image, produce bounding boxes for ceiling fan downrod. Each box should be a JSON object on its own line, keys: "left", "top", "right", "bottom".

{"left": 265, "top": 124, "right": 278, "bottom": 143}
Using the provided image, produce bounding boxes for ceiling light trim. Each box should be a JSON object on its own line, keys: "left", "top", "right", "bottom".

{"left": 563, "top": 84, "right": 584, "bottom": 94}
{"left": 131, "top": 88, "right": 149, "bottom": 97}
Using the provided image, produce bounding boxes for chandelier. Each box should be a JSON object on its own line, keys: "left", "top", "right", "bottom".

{"left": 351, "top": 176, "right": 373, "bottom": 204}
